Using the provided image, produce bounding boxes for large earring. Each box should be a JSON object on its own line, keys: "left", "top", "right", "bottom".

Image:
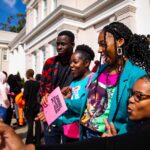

{"left": 117, "top": 47, "right": 123, "bottom": 56}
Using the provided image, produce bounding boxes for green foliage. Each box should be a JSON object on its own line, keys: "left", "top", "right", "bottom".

{"left": 0, "top": 13, "right": 26, "bottom": 33}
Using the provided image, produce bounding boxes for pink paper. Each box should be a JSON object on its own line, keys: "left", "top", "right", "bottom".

{"left": 43, "top": 87, "right": 68, "bottom": 125}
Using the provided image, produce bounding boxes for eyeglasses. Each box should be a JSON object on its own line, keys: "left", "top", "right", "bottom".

{"left": 129, "top": 90, "right": 150, "bottom": 101}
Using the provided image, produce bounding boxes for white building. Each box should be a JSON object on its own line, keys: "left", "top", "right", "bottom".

{"left": 0, "top": 30, "right": 18, "bottom": 73}
{"left": 3, "top": 0, "right": 150, "bottom": 78}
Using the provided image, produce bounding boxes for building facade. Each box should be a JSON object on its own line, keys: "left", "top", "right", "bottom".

{"left": 4, "top": 0, "right": 150, "bottom": 78}
{"left": 0, "top": 30, "right": 18, "bottom": 73}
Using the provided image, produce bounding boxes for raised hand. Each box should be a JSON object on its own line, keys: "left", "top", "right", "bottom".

{"left": 0, "top": 121, "right": 35, "bottom": 150}
{"left": 102, "top": 119, "right": 117, "bottom": 137}
{"left": 61, "top": 86, "right": 72, "bottom": 99}
{"left": 40, "top": 93, "right": 49, "bottom": 107}
{"left": 35, "top": 111, "right": 46, "bottom": 122}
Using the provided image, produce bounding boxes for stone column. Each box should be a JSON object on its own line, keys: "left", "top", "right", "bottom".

{"left": 18, "top": 44, "right": 26, "bottom": 78}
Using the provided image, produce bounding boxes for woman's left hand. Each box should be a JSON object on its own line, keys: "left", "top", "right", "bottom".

{"left": 102, "top": 119, "right": 117, "bottom": 137}
{"left": 61, "top": 86, "right": 72, "bottom": 99}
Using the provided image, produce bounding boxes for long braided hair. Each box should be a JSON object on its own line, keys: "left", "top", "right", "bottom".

{"left": 102, "top": 22, "right": 150, "bottom": 74}
{"left": 98, "top": 22, "right": 150, "bottom": 121}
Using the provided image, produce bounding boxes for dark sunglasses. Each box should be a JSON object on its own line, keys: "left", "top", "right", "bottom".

{"left": 129, "top": 90, "right": 150, "bottom": 101}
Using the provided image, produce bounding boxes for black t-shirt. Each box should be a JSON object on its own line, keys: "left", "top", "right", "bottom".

{"left": 54, "top": 60, "right": 73, "bottom": 89}
{"left": 23, "top": 79, "right": 40, "bottom": 108}
{"left": 36, "top": 122, "right": 150, "bottom": 150}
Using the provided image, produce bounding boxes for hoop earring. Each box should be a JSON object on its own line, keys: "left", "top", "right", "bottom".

{"left": 117, "top": 47, "right": 123, "bottom": 56}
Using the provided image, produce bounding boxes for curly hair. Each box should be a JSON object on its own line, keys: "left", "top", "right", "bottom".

{"left": 75, "top": 44, "right": 95, "bottom": 61}
{"left": 99, "top": 22, "right": 150, "bottom": 121}
{"left": 102, "top": 22, "right": 150, "bottom": 74}
{"left": 125, "top": 34, "right": 150, "bottom": 74}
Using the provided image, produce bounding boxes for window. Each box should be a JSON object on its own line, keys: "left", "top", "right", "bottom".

{"left": 42, "top": 47, "right": 46, "bottom": 64}
{"left": 2, "top": 49, "right": 8, "bottom": 61}
{"left": 32, "top": 52, "right": 38, "bottom": 72}
{"left": 51, "top": 40, "right": 57, "bottom": 55}
{"left": 34, "top": 6, "right": 38, "bottom": 26}
{"left": 43, "top": 0, "right": 47, "bottom": 18}
{"left": 51, "top": 0, "right": 57, "bottom": 11}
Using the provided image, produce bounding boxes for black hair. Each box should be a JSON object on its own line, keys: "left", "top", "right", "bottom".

{"left": 102, "top": 22, "right": 150, "bottom": 74}
{"left": 98, "top": 22, "right": 150, "bottom": 121}
{"left": 102, "top": 22, "right": 132, "bottom": 69}
{"left": 75, "top": 44, "right": 95, "bottom": 61}
{"left": 99, "top": 22, "right": 150, "bottom": 78}
{"left": 125, "top": 34, "right": 150, "bottom": 75}
{"left": 139, "top": 75, "right": 150, "bottom": 85}
{"left": 35, "top": 74, "right": 42, "bottom": 82}
{"left": 7, "top": 74, "right": 22, "bottom": 95}
{"left": 58, "top": 30, "right": 75, "bottom": 43}
{"left": 2, "top": 71, "right": 7, "bottom": 78}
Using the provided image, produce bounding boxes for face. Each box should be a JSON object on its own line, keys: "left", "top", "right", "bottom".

{"left": 56, "top": 35, "right": 74, "bottom": 57}
{"left": 70, "top": 52, "right": 88, "bottom": 80}
{"left": 98, "top": 31, "right": 116, "bottom": 65}
{"left": 128, "top": 78, "right": 150, "bottom": 121}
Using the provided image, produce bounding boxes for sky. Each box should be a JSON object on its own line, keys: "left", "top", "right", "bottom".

{"left": 0, "top": 0, "right": 26, "bottom": 24}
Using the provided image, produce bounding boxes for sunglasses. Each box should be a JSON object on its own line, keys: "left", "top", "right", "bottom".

{"left": 129, "top": 90, "right": 150, "bottom": 101}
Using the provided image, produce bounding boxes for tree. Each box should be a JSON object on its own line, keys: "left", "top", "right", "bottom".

{"left": 0, "top": 13, "right": 26, "bottom": 33}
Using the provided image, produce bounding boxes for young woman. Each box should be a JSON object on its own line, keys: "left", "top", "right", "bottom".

{"left": 62, "top": 44, "right": 95, "bottom": 143}
{"left": 36, "top": 44, "right": 95, "bottom": 143}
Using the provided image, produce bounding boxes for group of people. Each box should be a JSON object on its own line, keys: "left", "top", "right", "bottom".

{"left": 0, "top": 21, "right": 150, "bottom": 150}
{"left": 0, "top": 72, "right": 23, "bottom": 125}
{"left": 0, "top": 69, "right": 42, "bottom": 145}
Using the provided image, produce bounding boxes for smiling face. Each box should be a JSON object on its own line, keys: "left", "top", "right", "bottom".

{"left": 98, "top": 31, "right": 124, "bottom": 66}
{"left": 70, "top": 52, "right": 89, "bottom": 80}
{"left": 98, "top": 31, "right": 116, "bottom": 65}
{"left": 128, "top": 78, "right": 150, "bottom": 121}
{"left": 56, "top": 35, "right": 74, "bottom": 57}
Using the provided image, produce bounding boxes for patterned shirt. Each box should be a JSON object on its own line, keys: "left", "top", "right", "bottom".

{"left": 40, "top": 55, "right": 73, "bottom": 97}
{"left": 80, "top": 70, "right": 118, "bottom": 132}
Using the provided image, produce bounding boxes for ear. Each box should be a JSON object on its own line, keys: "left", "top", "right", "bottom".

{"left": 72, "top": 42, "right": 75, "bottom": 47}
{"left": 116, "top": 38, "right": 125, "bottom": 47}
{"left": 84, "top": 59, "right": 90, "bottom": 68}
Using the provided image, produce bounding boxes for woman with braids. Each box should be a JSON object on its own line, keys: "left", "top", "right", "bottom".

{"left": 36, "top": 22, "right": 150, "bottom": 140}
{"left": 79, "top": 22, "right": 150, "bottom": 139}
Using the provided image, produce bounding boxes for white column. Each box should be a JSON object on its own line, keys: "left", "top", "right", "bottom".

{"left": 13, "top": 48, "right": 19, "bottom": 75}
{"left": 0, "top": 48, "right": 2, "bottom": 71}
{"left": 18, "top": 44, "right": 26, "bottom": 78}
{"left": 46, "top": 43, "right": 57, "bottom": 59}
{"left": 8, "top": 51, "right": 14, "bottom": 75}
{"left": 25, "top": 53, "right": 35, "bottom": 71}
{"left": 39, "top": 49, "right": 44, "bottom": 73}
{"left": 26, "top": 8, "right": 30, "bottom": 34}
{"left": 38, "top": 0, "right": 42, "bottom": 22}
{"left": 47, "top": 0, "right": 51, "bottom": 15}
{"left": 36, "top": 50, "right": 42, "bottom": 74}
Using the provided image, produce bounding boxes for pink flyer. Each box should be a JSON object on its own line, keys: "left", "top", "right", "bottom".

{"left": 43, "top": 87, "right": 68, "bottom": 125}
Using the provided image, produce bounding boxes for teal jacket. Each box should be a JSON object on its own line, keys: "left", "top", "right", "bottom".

{"left": 54, "top": 59, "right": 147, "bottom": 139}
